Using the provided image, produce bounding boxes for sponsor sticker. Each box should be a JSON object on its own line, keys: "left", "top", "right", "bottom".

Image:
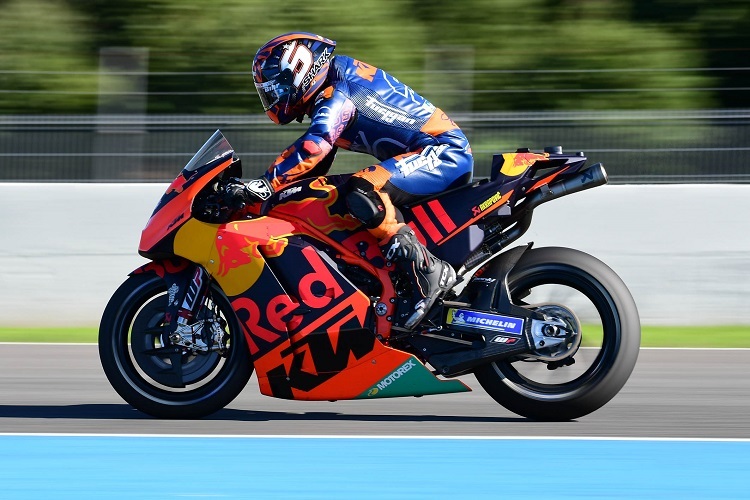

{"left": 371, "top": 359, "right": 417, "bottom": 394}
{"left": 471, "top": 277, "right": 496, "bottom": 284}
{"left": 490, "top": 336, "right": 519, "bottom": 344}
{"left": 301, "top": 48, "right": 331, "bottom": 91}
{"left": 279, "top": 185, "right": 302, "bottom": 200}
{"left": 364, "top": 95, "right": 417, "bottom": 126}
{"left": 395, "top": 144, "right": 450, "bottom": 176}
{"left": 472, "top": 191, "right": 504, "bottom": 217}
{"left": 446, "top": 308, "right": 524, "bottom": 335}
{"left": 247, "top": 178, "right": 273, "bottom": 200}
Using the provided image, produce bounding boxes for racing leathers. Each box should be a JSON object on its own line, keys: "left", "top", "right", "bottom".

{"left": 258, "top": 55, "right": 474, "bottom": 329}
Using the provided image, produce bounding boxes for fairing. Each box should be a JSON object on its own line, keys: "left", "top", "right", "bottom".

{"left": 134, "top": 130, "right": 471, "bottom": 401}
{"left": 401, "top": 149, "right": 589, "bottom": 265}
{"left": 134, "top": 131, "right": 601, "bottom": 402}
{"left": 139, "top": 130, "right": 239, "bottom": 258}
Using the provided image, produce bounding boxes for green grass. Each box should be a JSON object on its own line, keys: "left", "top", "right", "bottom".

{"left": 641, "top": 325, "right": 750, "bottom": 348}
{"left": 0, "top": 327, "right": 99, "bottom": 343}
{"left": 579, "top": 325, "right": 750, "bottom": 348}
{"left": 1, "top": 325, "right": 749, "bottom": 348}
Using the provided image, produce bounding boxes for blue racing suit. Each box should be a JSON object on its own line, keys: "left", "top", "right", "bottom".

{"left": 264, "top": 55, "right": 474, "bottom": 240}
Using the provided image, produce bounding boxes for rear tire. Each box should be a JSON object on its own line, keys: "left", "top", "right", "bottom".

{"left": 474, "top": 247, "right": 640, "bottom": 420}
{"left": 99, "top": 273, "right": 253, "bottom": 419}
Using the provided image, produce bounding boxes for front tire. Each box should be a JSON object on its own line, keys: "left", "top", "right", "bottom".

{"left": 99, "top": 272, "right": 253, "bottom": 418}
{"left": 474, "top": 247, "right": 640, "bottom": 420}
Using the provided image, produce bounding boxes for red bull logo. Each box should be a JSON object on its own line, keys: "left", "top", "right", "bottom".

{"left": 261, "top": 237, "right": 289, "bottom": 258}
{"left": 233, "top": 243, "right": 357, "bottom": 355}
{"left": 500, "top": 152, "right": 549, "bottom": 177}
{"left": 271, "top": 178, "right": 360, "bottom": 234}
{"left": 216, "top": 238, "right": 261, "bottom": 277}
{"left": 211, "top": 219, "right": 294, "bottom": 296}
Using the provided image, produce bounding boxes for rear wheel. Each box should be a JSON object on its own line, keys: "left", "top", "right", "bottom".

{"left": 99, "top": 273, "right": 253, "bottom": 418}
{"left": 474, "top": 247, "right": 640, "bottom": 420}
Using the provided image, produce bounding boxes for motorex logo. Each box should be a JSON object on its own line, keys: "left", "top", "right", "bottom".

{"left": 447, "top": 308, "right": 523, "bottom": 335}
{"left": 375, "top": 359, "right": 417, "bottom": 392}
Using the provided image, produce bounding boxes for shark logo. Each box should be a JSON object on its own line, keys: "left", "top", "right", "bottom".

{"left": 246, "top": 178, "right": 273, "bottom": 201}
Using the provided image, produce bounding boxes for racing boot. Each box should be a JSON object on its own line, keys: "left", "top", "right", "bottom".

{"left": 381, "top": 225, "right": 456, "bottom": 330}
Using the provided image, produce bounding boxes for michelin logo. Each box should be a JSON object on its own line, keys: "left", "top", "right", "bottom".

{"left": 447, "top": 308, "right": 523, "bottom": 335}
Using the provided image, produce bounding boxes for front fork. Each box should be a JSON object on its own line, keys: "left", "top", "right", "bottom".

{"left": 160, "top": 264, "right": 226, "bottom": 354}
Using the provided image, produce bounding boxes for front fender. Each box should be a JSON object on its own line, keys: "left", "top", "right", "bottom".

{"left": 129, "top": 258, "right": 211, "bottom": 332}
{"left": 129, "top": 257, "right": 193, "bottom": 279}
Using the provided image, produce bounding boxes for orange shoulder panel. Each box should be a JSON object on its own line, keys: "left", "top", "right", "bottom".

{"left": 420, "top": 107, "right": 459, "bottom": 136}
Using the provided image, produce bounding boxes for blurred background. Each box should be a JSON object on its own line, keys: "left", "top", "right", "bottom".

{"left": 1, "top": 0, "right": 749, "bottom": 183}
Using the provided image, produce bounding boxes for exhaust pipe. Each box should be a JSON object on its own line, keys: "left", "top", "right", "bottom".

{"left": 528, "top": 162, "right": 608, "bottom": 208}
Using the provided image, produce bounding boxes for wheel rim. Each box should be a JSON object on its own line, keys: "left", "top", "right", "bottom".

{"left": 490, "top": 263, "right": 621, "bottom": 401}
{"left": 112, "top": 278, "right": 244, "bottom": 402}
{"left": 130, "top": 292, "right": 224, "bottom": 388}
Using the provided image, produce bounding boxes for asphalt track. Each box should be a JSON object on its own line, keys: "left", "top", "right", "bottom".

{"left": 1, "top": 344, "right": 749, "bottom": 437}
{"left": 2, "top": 344, "right": 749, "bottom": 498}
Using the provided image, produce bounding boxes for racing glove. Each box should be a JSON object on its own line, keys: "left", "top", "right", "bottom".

{"left": 222, "top": 177, "right": 274, "bottom": 210}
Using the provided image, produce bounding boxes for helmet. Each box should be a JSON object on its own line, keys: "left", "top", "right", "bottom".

{"left": 252, "top": 32, "right": 336, "bottom": 125}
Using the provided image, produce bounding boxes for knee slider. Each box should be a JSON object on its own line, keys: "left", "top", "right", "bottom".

{"left": 346, "top": 189, "right": 386, "bottom": 229}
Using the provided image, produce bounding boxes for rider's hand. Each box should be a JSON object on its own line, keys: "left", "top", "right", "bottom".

{"left": 222, "top": 177, "right": 274, "bottom": 210}
{"left": 244, "top": 177, "right": 274, "bottom": 202}
{"left": 222, "top": 180, "right": 249, "bottom": 210}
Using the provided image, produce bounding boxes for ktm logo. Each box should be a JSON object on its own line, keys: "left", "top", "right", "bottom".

{"left": 233, "top": 245, "right": 346, "bottom": 354}
{"left": 232, "top": 244, "right": 374, "bottom": 397}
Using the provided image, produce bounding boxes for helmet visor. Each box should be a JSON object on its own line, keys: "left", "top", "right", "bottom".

{"left": 255, "top": 80, "right": 284, "bottom": 111}
{"left": 254, "top": 68, "right": 295, "bottom": 111}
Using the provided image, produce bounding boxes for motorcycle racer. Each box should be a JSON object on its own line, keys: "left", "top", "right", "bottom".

{"left": 232, "top": 32, "right": 474, "bottom": 329}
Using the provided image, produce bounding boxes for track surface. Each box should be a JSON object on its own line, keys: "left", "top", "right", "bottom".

{"left": 1, "top": 344, "right": 748, "bottom": 437}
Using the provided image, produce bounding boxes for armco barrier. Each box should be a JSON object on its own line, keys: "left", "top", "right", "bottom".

{"left": 1, "top": 183, "right": 748, "bottom": 326}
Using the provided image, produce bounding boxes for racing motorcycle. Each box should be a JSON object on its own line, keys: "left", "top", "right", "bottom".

{"left": 99, "top": 130, "right": 640, "bottom": 421}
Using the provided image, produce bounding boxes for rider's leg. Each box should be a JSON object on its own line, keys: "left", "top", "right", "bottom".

{"left": 380, "top": 224, "right": 456, "bottom": 329}
{"left": 345, "top": 139, "right": 472, "bottom": 328}
{"left": 345, "top": 171, "right": 456, "bottom": 329}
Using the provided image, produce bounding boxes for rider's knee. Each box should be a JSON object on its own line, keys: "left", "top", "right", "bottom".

{"left": 345, "top": 189, "right": 386, "bottom": 229}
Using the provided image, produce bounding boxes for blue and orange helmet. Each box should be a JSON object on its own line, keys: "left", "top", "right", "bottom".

{"left": 252, "top": 32, "right": 336, "bottom": 125}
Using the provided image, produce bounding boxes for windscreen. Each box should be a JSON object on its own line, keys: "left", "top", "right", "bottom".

{"left": 184, "top": 129, "right": 234, "bottom": 173}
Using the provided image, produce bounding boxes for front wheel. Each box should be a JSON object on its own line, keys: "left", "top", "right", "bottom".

{"left": 474, "top": 247, "right": 640, "bottom": 420}
{"left": 99, "top": 272, "right": 253, "bottom": 418}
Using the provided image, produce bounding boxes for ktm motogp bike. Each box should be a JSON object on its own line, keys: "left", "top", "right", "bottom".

{"left": 99, "top": 130, "right": 640, "bottom": 421}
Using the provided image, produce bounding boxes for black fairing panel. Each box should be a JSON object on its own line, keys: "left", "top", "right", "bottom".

{"left": 432, "top": 224, "right": 485, "bottom": 267}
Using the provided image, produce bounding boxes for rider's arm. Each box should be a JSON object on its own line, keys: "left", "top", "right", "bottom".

{"left": 264, "top": 87, "right": 356, "bottom": 191}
